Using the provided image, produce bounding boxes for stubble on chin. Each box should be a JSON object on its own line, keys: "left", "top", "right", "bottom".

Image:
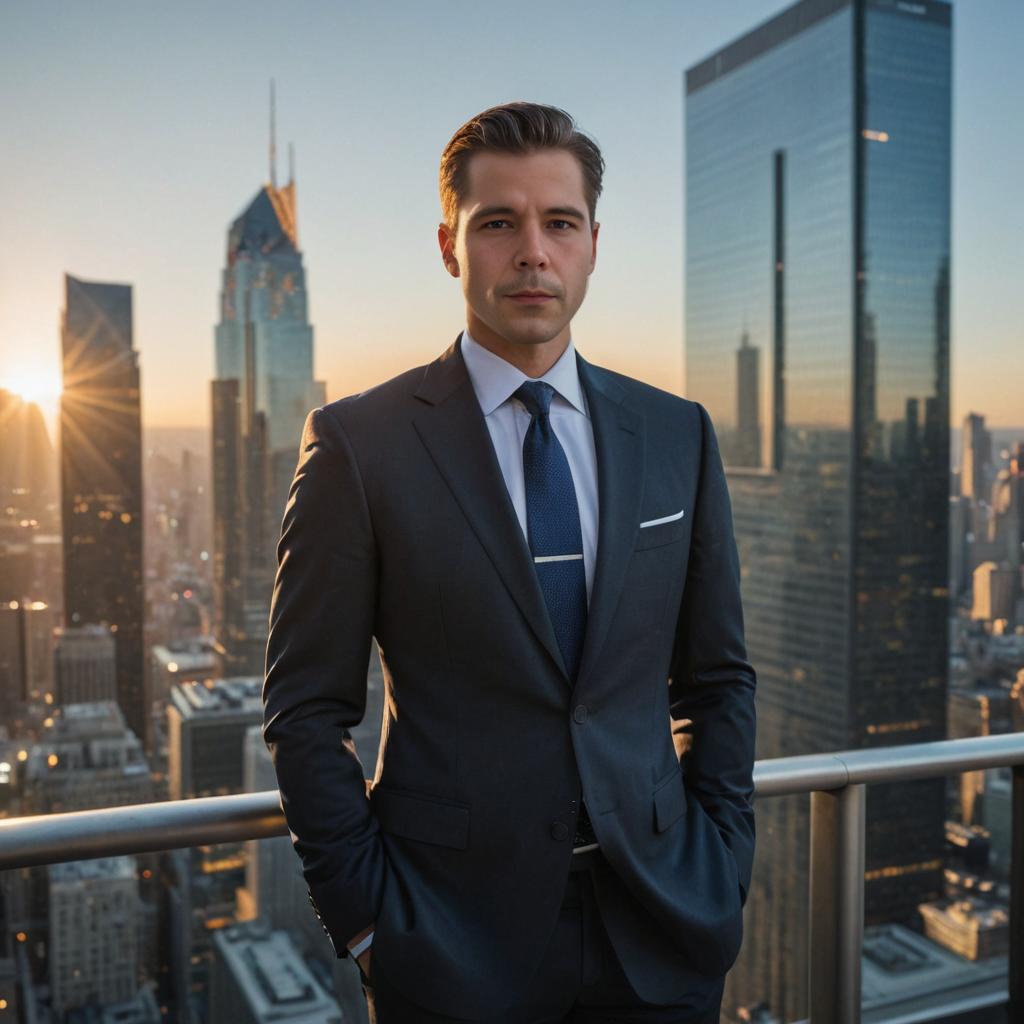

{"left": 498, "top": 322, "right": 567, "bottom": 349}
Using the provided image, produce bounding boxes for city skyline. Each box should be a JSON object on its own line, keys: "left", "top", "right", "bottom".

{"left": 1, "top": 3, "right": 1021, "bottom": 1018}
{"left": 1, "top": 0, "right": 1022, "bottom": 435}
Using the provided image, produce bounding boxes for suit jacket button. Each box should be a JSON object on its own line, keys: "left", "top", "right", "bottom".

{"left": 573, "top": 704, "right": 588, "bottom": 724}
{"left": 550, "top": 821, "right": 569, "bottom": 841}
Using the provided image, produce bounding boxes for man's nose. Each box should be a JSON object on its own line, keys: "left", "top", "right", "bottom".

{"left": 515, "top": 222, "right": 548, "bottom": 269}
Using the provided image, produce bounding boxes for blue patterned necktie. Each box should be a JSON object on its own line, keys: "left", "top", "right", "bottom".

{"left": 514, "top": 381, "right": 588, "bottom": 681}
{"left": 516, "top": 380, "right": 596, "bottom": 848}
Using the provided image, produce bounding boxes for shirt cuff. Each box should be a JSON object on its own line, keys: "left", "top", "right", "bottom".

{"left": 348, "top": 931, "right": 374, "bottom": 959}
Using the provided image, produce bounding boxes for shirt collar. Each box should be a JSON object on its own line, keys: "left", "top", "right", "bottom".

{"left": 460, "top": 328, "right": 588, "bottom": 418}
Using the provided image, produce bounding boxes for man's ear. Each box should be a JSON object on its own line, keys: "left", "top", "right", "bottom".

{"left": 437, "top": 222, "right": 460, "bottom": 278}
{"left": 589, "top": 221, "right": 600, "bottom": 274}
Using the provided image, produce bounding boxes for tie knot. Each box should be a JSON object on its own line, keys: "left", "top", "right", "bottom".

{"left": 515, "top": 380, "right": 555, "bottom": 419}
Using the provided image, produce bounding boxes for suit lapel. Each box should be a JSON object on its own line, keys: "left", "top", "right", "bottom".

{"left": 575, "top": 355, "right": 646, "bottom": 692}
{"left": 412, "top": 339, "right": 647, "bottom": 692}
{"left": 413, "top": 338, "right": 567, "bottom": 678}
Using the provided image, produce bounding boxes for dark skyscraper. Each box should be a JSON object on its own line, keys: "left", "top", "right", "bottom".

{"left": 60, "top": 274, "right": 145, "bottom": 740}
{"left": 211, "top": 114, "right": 324, "bottom": 676}
{"left": 685, "top": 1, "right": 951, "bottom": 1018}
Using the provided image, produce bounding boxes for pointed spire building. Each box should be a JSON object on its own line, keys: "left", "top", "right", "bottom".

{"left": 211, "top": 88, "right": 324, "bottom": 675}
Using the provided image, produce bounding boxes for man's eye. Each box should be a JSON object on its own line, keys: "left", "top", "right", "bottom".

{"left": 549, "top": 220, "right": 573, "bottom": 230}
{"left": 483, "top": 219, "right": 510, "bottom": 229}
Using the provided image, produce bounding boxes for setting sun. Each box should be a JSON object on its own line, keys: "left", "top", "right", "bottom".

{"left": 3, "top": 366, "right": 62, "bottom": 412}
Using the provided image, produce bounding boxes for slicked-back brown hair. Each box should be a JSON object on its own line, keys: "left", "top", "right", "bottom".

{"left": 439, "top": 101, "right": 604, "bottom": 230}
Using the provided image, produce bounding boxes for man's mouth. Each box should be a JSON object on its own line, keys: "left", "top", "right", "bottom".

{"left": 506, "top": 290, "right": 555, "bottom": 303}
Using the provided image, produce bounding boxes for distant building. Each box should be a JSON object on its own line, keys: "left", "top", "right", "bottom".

{"left": 734, "top": 331, "right": 762, "bottom": 468}
{"left": 961, "top": 413, "right": 992, "bottom": 501}
{"left": 54, "top": 624, "right": 117, "bottom": 706}
{"left": 48, "top": 857, "right": 140, "bottom": 1015}
{"left": 211, "top": 133, "right": 325, "bottom": 677}
{"left": 0, "top": 543, "right": 33, "bottom": 605}
{"left": 949, "top": 495, "right": 971, "bottom": 598}
{"left": 948, "top": 684, "right": 1015, "bottom": 827}
{"left": 25, "top": 701, "right": 151, "bottom": 815}
{"left": 986, "top": 441, "right": 1023, "bottom": 602}
{"left": 685, "top": 0, "right": 951, "bottom": 1018}
{"left": 978, "top": 767, "right": 1016, "bottom": 882}
{"left": 861, "top": 922, "right": 1007, "bottom": 1022}
{"left": 0, "top": 599, "right": 55, "bottom": 718}
{"left": 164, "top": 678, "right": 261, "bottom": 1020}
{"left": 209, "top": 922, "right": 342, "bottom": 1024}
{"left": 60, "top": 274, "right": 145, "bottom": 739}
{"left": 918, "top": 898, "right": 1009, "bottom": 961}
{"left": 0, "top": 954, "right": 18, "bottom": 1023}
{"left": 970, "top": 561, "right": 1017, "bottom": 623}
{"left": 148, "top": 638, "right": 217, "bottom": 755}
{"left": 150, "top": 640, "right": 217, "bottom": 709}
{"left": 29, "top": 533, "right": 63, "bottom": 612}
{"left": 944, "top": 820, "right": 991, "bottom": 874}
{"left": 166, "top": 677, "right": 262, "bottom": 800}
{"left": 0, "top": 603, "right": 25, "bottom": 725}
{"left": 0, "top": 389, "right": 57, "bottom": 526}
{"left": 97, "top": 983, "right": 162, "bottom": 1024}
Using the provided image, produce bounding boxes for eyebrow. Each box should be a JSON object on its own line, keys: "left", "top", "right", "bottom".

{"left": 470, "top": 205, "right": 587, "bottom": 224}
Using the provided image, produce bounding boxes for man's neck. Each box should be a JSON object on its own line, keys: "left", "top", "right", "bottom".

{"left": 465, "top": 318, "right": 571, "bottom": 378}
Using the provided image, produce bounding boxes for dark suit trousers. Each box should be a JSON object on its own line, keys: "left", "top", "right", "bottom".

{"left": 361, "top": 859, "right": 725, "bottom": 1024}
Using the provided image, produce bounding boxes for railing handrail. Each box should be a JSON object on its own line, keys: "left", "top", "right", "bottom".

{"left": 3, "top": 731, "right": 1022, "bottom": 1024}
{"left": 754, "top": 732, "right": 1024, "bottom": 796}
{"left": 0, "top": 732, "right": 1021, "bottom": 871}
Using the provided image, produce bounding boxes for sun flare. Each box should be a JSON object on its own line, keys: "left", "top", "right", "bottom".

{"left": 3, "top": 367, "right": 62, "bottom": 412}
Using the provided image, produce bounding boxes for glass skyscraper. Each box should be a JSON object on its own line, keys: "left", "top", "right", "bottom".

{"left": 60, "top": 275, "right": 145, "bottom": 740}
{"left": 685, "top": 0, "right": 951, "bottom": 1017}
{"left": 212, "top": 171, "right": 324, "bottom": 676}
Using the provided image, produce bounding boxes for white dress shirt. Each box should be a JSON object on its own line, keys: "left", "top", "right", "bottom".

{"left": 460, "top": 329, "right": 599, "bottom": 603}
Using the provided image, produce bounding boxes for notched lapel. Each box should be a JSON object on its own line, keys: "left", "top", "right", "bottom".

{"left": 575, "top": 356, "right": 645, "bottom": 691}
{"left": 412, "top": 339, "right": 568, "bottom": 679}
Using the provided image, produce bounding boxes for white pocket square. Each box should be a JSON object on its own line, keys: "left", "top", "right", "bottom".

{"left": 639, "top": 508, "right": 685, "bottom": 529}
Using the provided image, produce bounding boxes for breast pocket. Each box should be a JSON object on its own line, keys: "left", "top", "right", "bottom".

{"left": 635, "top": 507, "right": 688, "bottom": 551}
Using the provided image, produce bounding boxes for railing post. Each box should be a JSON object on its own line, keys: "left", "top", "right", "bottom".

{"left": 809, "top": 784, "right": 865, "bottom": 1024}
{"left": 1011, "top": 764, "right": 1024, "bottom": 1020}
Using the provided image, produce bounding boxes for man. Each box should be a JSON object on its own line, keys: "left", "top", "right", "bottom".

{"left": 263, "top": 102, "right": 756, "bottom": 1023}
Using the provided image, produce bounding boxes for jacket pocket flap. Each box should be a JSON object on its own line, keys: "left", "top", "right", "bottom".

{"left": 653, "top": 774, "right": 687, "bottom": 832}
{"left": 373, "top": 788, "right": 470, "bottom": 849}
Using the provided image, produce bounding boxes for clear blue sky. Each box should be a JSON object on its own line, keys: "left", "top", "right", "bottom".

{"left": 1, "top": 0, "right": 1020, "bottom": 430}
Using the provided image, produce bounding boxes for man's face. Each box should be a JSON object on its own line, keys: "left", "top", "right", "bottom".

{"left": 438, "top": 149, "right": 599, "bottom": 354}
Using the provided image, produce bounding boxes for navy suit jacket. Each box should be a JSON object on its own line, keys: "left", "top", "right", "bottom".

{"left": 262, "top": 336, "right": 757, "bottom": 1017}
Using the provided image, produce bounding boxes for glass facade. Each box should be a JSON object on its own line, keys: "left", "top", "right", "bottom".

{"left": 685, "top": 0, "right": 951, "bottom": 1018}
{"left": 212, "top": 181, "right": 324, "bottom": 675}
{"left": 60, "top": 275, "right": 145, "bottom": 741}
{"left": 855, "top": 0, "right": 951, "bottom": 921}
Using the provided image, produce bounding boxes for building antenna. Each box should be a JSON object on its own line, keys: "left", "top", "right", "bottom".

{"left": 288, "top": 142, "right": 295, "bottom": 186}
{"left": 269, "top": 79, "right": 278, "bottom": 188}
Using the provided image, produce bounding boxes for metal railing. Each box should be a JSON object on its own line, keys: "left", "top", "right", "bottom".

{"left": 1, "top": 732, "right": 1022, "bottom": 1024}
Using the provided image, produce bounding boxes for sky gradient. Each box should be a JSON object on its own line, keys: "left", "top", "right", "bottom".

{"left": 1, "top": 0, "right": 1020, "bottom": 434}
